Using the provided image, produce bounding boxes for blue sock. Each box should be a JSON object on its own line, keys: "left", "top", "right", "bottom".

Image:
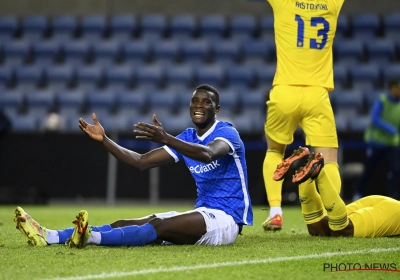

{"left": 57, "top": 225, "right": 112, "bottom": 244}
{"left": 57, "top": 228, "right": 75, "bottom": 244}
{"left": 100, "top": 223, "right": 158, "bottom": 246}
{"left": 90, "top": 224, "right": 112, "bottom": 232}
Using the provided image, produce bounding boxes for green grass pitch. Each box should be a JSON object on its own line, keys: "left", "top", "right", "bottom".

{"left": 1, "top": 204, "right": 399, "bottom": 280}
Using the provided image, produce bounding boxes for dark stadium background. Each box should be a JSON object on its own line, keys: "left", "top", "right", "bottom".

{"left": 0, "top": 0, "right": 398, "bottom": 206}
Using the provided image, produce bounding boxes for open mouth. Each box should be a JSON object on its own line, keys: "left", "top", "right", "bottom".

{"left": 193, "top": 111, "right": 205, "bottom": 116}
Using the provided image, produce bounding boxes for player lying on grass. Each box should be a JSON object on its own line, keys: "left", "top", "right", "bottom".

{"left": 275, "top": 147, "right": 400, "bottom": 237}
{"left": 14, "top": 84, "right": 253, "bottom": 247}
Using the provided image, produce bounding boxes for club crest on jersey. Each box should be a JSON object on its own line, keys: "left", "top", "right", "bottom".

{"left": 189, "top": 160, "right": 221, "bottom": 174}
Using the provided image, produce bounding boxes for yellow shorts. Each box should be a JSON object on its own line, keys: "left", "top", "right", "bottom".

{"left": 347, "top": 195, "right": 400, "bottom": 237}
{"left": 265, "top": 85, "right": 338, "bottom": 148}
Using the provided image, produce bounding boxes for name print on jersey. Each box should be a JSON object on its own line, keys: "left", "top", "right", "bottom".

{"left": 295, "top": 2, "right": 328, "bottom": 10}
{"left": 189, "top": 160, "right": 221, "bottom": 174}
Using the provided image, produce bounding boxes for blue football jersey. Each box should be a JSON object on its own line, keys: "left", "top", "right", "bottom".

{"left": 163, "top": 121, "right": 253, "bottom": 226}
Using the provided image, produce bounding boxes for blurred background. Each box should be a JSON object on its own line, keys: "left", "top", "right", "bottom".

{"left": 0, "top": 0, "right": 399, "bottom": 206}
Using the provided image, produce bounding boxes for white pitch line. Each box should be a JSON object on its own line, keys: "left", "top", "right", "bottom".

{"left": 46, "top": 247, "right": 400, "bottom": 280}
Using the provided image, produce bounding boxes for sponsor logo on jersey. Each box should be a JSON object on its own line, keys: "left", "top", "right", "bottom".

{"left": 189, "top": 160, "right": 221, "bottom": 174}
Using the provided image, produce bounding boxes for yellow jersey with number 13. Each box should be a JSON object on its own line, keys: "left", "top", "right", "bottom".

{"left": 267, "top": 0, "right": 345, "bottom": 91}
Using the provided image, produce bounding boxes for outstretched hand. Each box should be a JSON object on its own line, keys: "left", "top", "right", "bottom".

{"left": 134, "top": 114, "right": 168, "bottom": 143}
{"left": 78, "top": 113, "right": 105, "bottom": 142}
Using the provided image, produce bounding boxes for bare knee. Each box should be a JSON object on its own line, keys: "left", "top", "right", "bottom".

{"left": 148, "top": 217, "right": 171, "bottom": 238}
{"left": 148, "top": 217, "right": 162, "bottom": 225}
{"left": 313, "top": 147, "right": 337, "bottom": 162}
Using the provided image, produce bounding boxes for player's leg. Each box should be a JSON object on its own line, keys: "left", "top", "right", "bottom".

{"left": 110, "top": 212, "right": 180, "bottom": 228}
{"left": 14, "top": 206, "right": 175, "bottom": 247}
{"left": 89, "top": 210, "right": 206, "bottom": 246}
{"left": 152, "top": 208, "right": 240, "bottom": 245}
{"left": 313, "top": 147, "right": 341, "bottom": 194}
{"left": 299, "top": 86, "right": 340, "bottom": 191}
{"left": 262, "top": 135, "right": 285, "bottom": 230}
{"left": 298, "top": 86, "right": 349, "bottom": 234}
{"left": 96, "top": 208, "right": 239, "bottom": 246}
{"left": 262, "top": 85, "right": 302, "bottom": 231}
{"left": 147, "top": 211, "right": 207, "bottom": 245}
{"left": 297, "top": 179, "right": 329, "bottom": 236}
{"left": 302, "top": 87, "right": 341, "bottom": 194}
{"left": 66, "top": 214, "right": 170, "bottom": 248}
{"left": 70, "top": 211, "right": 183, "bottom": 247}
{"left": 294, "top": 154, "right": 350, "bottom": 233}
{"left": 272, "top": 146, "right": 323, "bottom": 235}
{"left": 67, "top": 211, "right": 183, "bottom": 246}
{"left": 46, "top": 214, "right": 152, "bottom": 246}
{"left": 348, "top": 195, "right": 400, "bottom": 237}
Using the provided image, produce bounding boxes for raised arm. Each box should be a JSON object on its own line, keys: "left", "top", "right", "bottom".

{"left": 134, "top": 114, "right": 231, "bottom": 163}
{"left": 79, "top": 113, "right": 174, "bottom": 171}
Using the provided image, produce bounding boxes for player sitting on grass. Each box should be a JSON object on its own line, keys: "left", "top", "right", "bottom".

{"left": 275, "top": 147, "right": 400, "bottom": 237}
{"left": 14, "top": 84, "right": 253, "bottom": 247}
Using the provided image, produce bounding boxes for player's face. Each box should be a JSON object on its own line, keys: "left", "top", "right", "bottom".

{"left": 190, "top": 89, "right": 220, "bottom": 129}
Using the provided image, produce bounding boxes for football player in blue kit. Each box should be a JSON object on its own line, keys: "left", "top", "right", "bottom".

{"left": 15, "top": 84, "right": 253, "bottom": 248}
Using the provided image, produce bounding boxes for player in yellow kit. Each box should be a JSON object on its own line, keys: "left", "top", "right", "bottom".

{"left": 262, "top": 0, "right": 347, "bottom": 232}
{"left": 279, "top": 148, "right": 400, "bottom": 238}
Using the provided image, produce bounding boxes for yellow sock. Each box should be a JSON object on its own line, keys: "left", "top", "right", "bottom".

{"left": 263, "top": 150, "right": 284, "bottom": 207}
{"left": 324, "top": 162, "right": 341, "bottom": 194}
{"left": 298, "top": 180, "right": 325, "bottom": 224}
{"left": 316, "top": 168, "right": 348, "bottom": 231}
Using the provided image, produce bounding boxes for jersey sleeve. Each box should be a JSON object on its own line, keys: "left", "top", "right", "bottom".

{"left": 213, "top": 125, "right": 242, "bottom": 155}
{"left": 162, "top": 131, "right": 187, "bottom": 162}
